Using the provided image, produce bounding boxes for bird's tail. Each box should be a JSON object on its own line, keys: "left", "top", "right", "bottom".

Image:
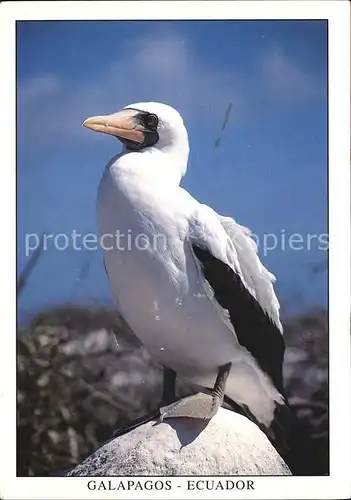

{"left": 267, "top": 401, "right": 320, "bottom": 476}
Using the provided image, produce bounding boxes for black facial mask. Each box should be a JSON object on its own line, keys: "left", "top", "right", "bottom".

{"left": 119, "top": 110, "right": 159, "bottom": 151}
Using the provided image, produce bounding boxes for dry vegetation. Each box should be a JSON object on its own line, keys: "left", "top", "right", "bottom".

{"left": 17, "top": 305, "right": 328, "bottom": 476}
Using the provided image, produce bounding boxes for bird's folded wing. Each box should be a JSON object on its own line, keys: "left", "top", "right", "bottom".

{"left": 188, "top": 203, "right": 282, "bottom": 332}
{"left": 187, "top": 203, "right": 285, "bottom": 392}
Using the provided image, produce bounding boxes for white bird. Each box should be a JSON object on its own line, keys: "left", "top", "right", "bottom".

{"left": 83, "top": 102, "right": 289, "bottom": 457}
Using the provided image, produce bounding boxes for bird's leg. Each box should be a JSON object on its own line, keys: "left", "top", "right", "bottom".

{"left": 113, "top": 365, "right": 177, "bottom": 438}
{"left": 161, "top": 365, "right": 177, "bottom": 405}
{"left": 160, "top": 362, "right": 232, "bottom": 421}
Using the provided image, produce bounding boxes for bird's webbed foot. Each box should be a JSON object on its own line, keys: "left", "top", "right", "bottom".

{"left": 160, "top": 390, "right": 220, "bottom": 421}
{"left": 160, "top": 362, "right": 232, "bottom": 421}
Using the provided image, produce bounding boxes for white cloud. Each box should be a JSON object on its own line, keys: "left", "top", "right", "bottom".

{"left": 18, "top": 31, "right": 245, "bottom": 151}
{"left": 19, "top": 74, "right": 62, "bottom": 100}
{"left": 261, "top": 47, "right": 324, "bottom": 104}
{"left": 18, "top": 36, "right": 325, "bottom": 155}
{"left": 131, "top": 33, "right": 189, "bottom": 78}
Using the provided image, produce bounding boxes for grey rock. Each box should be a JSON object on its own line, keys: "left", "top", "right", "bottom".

{"left": 68, "top": 408, "right": 291, "bottom": 476}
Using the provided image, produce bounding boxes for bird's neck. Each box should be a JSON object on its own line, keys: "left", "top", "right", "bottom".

{"left": 147, "top": 124, "right": 190, "bottom": 181}
{"left": 119, "top": 144, "right": 188, "bottom": 187}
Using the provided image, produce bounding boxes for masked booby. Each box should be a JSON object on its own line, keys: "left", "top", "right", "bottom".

{"left": 83, "top": 102, "right": 298, "bottom": 470}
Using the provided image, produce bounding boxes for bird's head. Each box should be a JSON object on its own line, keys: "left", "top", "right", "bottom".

{"left": 83, "top": 102, "right": 189, "bottom": 174}
{"left": 83, "top": 102, "right": 189, "bottom": 180}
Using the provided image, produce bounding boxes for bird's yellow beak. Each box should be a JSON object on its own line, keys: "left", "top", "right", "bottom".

{"left": 82, "top": 108, "right": 145, "bottom": 143}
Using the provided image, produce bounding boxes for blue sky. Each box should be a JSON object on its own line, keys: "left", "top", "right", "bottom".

{"left": 17, "top": 20, "right": 327, "bottom": 322}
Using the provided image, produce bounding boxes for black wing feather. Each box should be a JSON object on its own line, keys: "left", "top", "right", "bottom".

{"left": 192, "top": 244, "right": 285, "bottom": 394}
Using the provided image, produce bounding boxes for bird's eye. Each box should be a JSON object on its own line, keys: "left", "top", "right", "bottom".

{"left": 146, "top": 113, "right": 158, "bottom": 128}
